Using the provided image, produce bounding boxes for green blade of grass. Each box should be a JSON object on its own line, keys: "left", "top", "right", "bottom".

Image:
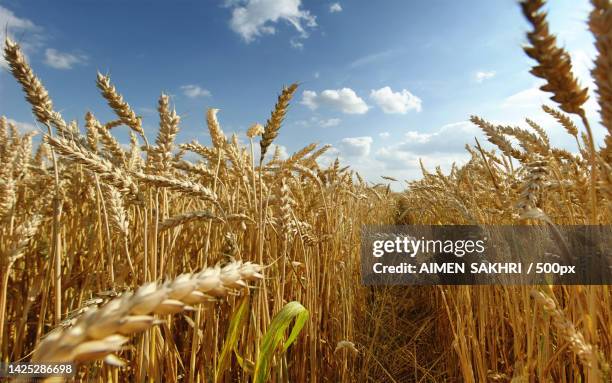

{"left": 253, "top": 301, "right": 309, "bottom": 383}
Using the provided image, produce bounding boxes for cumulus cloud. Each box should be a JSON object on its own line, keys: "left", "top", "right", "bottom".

{"left": 367, "top": 122, "right": 481, "bottom": 172}
{"left": 181, "top": 85, "right": 212, "bottom": 98}
{"left": 376, "top": 146, "right": 468, "bottom": 173}
{"left": 44, "top": 48, "right": 88, "bottom": 69}
{"left": 228, "top": 0, "right": 316, "bottom": 45}
{"left": 370, "top": 86, "right": 422, "bottom": 114}
{"left": 374, "top": 123, "right": 477, "bottom": 173}
{"left": 329, "top": 3, "right": 342, "bottom": 13}
{"left": 502, "top": 83, "right": 548, "bottom": 108}
{"left": 375, "top": 147, "right": 421, "bottom": 171}
{"left": 0, "top": 5, "right": 40, "bottom": 68}
{"left": 475, "top": 70, "right": 496, "bottom": 83}
{"left": 379, "top": 132, "right": 390, "bottom": 138}
{"left": 1, "top": 5, "right": 91, "bottom": 72}
{"left": 301, "top": 88, "right": 369, "bottom": 114}
{"left": 395, "top": 121, "right": 482, "bottom": 155}
{"left": 339, "top": 136, "right": 372, "bottom": 157}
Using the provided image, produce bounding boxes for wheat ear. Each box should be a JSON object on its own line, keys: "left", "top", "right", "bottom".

{"left": 31, "top": 261, "right": 264, "bottom": 364}
{"left": 260, "top": 83, "right": 298, "bottom": 164}
{"left": 589, "top": 0, "right": 612, "bottom": 161}
{"left": 207, "top": 108, "right": 227, "bottom": 150}
{"left": 3, "top": 38, "right": 54, "bottom": 125}
{"left": 521, "top": 0, "right": 589, "bottom": 117}
{"left": 96, "top": 73, "right": 149, "bottom": 147}
{"left": 531, "top": 290, "right": 601, "bottom": 374}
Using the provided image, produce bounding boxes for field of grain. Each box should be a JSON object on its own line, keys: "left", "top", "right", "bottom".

{"left": 0, "top": 0, "right": 610, "bottom": 382}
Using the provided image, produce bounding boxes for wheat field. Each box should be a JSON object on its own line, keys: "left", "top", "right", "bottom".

{"left": 0, "top": 0, "right": 611, "bottom": 382}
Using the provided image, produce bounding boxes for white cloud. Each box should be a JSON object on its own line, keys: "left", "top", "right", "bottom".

{"left": 0, "top": 6, "right": 36, "bottom": 31}
{"left": 289, "top": 37, "right": 304, "bottom": 49}
{"left": 301, "top": 88, "right": 369, "bottom": 114}
{"left": 313, "top": 71, "right": 320, "bottom": 79}
{"left": 314, "top": 124, "right": 481, "bottom": 189}
{"left": 502, "top": 83, "right": 548, "bottom": 108}
{"left": 475, "top": 71, "right": 496, "bottom": 83}
{"left": 253, "top": 143, "right": 289, "bottom": 161}
{"left": 181, "top": 85, "right": 212, "bottom": 98}
{"left": 7, "top": 118, "right": 38, "bottom": 133}
{"left": 349, "top": 49, "right": 396, "bottom": 68}
{"left": 44, "top": 48, "right": 87, "bottom": 69}
{"left": 329, "top": 3, "right": 342, "bottom": 13}
{"left": 376, "top": 146, "right": 468, "bottom": 174}
{"left": 373, "top": 122, "right": 477, "bottom": 174}
{"left": 370, "top": 86, "right": 422, "bottom": 114}
{"left": 568, "top": 49, "right": 599, "bottom": 119}
{"left": 379, "top": 132, "right": 390, "bottom": 138}
{"left": 294, "top": 116, "right": 341, "bottom": 128}
{"left": 502, "top": 49, "right": 596, "bottom": 114}
{"left": 0, "top": 5, "right": 40, "bottom": 68}
{"left": 339, "top": 136, "right": 372, "bottom": 157}
{"left": 375, "top": 147, "right": 421, "bottom": 171}
{"left": 320, "top": 118, "right": 341, "bottom": 127}
{"left": 496, "top": 48, "right": 606, "bottom": 148}
{"left": 228, "top": 0, "right": 316, "bottom": 44}
{"left": 394, "top": 122, "right": 482, "bottom": 155}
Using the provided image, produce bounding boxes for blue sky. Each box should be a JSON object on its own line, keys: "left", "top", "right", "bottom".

{"left": 0, "top": 0, "right": 605, "bottom": 187}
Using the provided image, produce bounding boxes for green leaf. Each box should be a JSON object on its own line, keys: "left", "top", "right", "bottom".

{"left": 215, "top": 296, "right": 249, "bottom": 382}
{"left": 233, "top": 349, "right": 255, "bottom": 375}
{"left": 253, "top": 301, "right": 309, "bottom": 383}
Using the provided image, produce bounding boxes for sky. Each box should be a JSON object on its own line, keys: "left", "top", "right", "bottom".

{"left": 0, "top": 0, "right": 606, "bottom": 189}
